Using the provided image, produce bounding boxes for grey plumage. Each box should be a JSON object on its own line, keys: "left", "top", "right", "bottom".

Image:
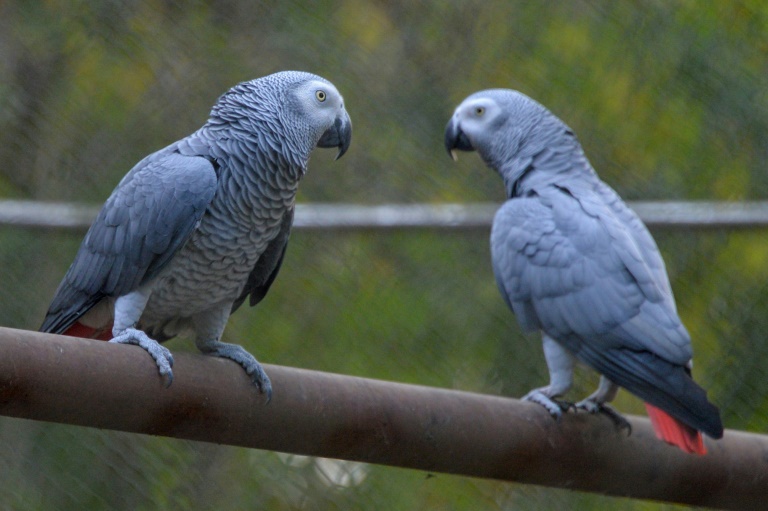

{"left": 445, "top": 89, "right": 722, "bottom": 441}
{"left": 41, "top": 71, "right": 352, "bottom": 397}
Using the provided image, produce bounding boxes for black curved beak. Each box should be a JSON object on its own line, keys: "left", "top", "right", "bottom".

{"left": 318, "top": 112, "right": 352, "bottom": 160}
{"left": 444, "top": 118, "right": 474, "bottom": 161}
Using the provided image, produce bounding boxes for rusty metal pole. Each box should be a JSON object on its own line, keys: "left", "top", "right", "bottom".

{"left": 0, "top": 326, "right": 766, "bottom": 509}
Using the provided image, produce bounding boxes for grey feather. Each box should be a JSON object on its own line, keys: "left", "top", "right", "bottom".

{"left": 446, "top": 88, "right": 722, "bottom": 438}
{"left": 41, "top": 71, "right": 352, "bottom": 394}
{"left": 41, "top": 153, "right": 217, "bottom": 334}
{"left": 232, "top": 206, "right": 294, "bottom": 312}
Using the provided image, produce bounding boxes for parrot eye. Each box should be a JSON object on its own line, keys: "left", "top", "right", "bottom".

{"left": 474, "top": 106, "right": 485, "bottom": 116}
{"left": 315, "top": 90, "right": 327, "bottom": 102}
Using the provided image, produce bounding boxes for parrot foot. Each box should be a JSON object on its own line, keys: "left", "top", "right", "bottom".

{"left": 523, "top": 388, "right": 573, "bottom": 420}
{"left": 575, "top": 399, "right": 632, "bottom": 435}
{"left": 110, "top": 328, "right": 174, "bottom": 387}
{"left": 198, "top": 341, "right": 272, "bottom": 402}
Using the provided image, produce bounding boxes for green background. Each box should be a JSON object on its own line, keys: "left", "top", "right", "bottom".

{"left": 1, "top": 1, "right": 767, "bottom": 509}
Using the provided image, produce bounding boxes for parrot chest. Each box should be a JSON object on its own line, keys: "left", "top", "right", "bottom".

{"left": 141, "top": 170, "right": 296, "bottom": 320}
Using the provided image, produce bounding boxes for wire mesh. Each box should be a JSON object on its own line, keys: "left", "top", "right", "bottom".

{"left": 1, "top": 1, "right": 767, "bottom": 509}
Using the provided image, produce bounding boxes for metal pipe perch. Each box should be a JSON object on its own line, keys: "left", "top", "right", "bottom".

{"left": 0, "top": 327, "right": 765, "bottom": 509}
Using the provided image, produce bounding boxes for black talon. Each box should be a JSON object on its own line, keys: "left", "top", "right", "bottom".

{"left": 556, "top": 399, "right": 575, "bottom": 412}
{"left": 578, "top": 402, "right": 632, "bottom": 435}
{"left": 598, "top": 404, "right": 632, "bottom": 435}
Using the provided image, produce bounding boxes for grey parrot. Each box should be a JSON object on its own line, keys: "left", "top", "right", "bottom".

{"left": 41, "top": 71, "right": 352, "bottom": 399}
{"left": 445, "top": 89, "right": 723, "bottom": 454}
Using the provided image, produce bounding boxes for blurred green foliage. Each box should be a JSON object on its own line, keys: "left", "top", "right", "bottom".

{"left": 1, "top": 1, "right": 767, "bottom": 509}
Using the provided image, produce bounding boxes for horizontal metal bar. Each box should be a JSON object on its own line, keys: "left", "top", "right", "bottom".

{"left": 0, "top": 200, "right": 98, "bottom": 230}
{"left": 296, "top": 203, "right": 498, "bottom": 230}
{"left": 2, "top": 200, "right": 768, "bottom": 231}
{"left": 629, "top": 201, "right": 768, "bottom": 229}
{"left": 0, "top": 327, "right": 765, "bottom": 509}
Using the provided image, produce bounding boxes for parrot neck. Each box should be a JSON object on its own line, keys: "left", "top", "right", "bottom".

{"left": 499, "top": 158, "right": 536, "bottom": 199}
{"left": 497, "top": 132, "right": 596, "bottom": 199}
{"left": 204, "top": 123, "right": 308, "bottom": 183}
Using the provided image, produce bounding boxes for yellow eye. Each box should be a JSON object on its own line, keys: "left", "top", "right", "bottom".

{"left": 316, "top": 90, "right": 327, "bottom": 102}
{"left": 475, "top": 106, "right": 485, "bottom": 116}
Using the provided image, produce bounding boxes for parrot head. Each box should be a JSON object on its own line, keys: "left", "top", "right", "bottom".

{"left": 283, "top": 72, "right": 352, "bottom": 160}
{"left": 444, "top": 89, "right": 553, "bottom": 170}
{"left": 210, "top": 71, "right": 352, "bottom": 162}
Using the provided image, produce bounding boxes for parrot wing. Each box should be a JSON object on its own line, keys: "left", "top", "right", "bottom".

{"left": 231, "top": 205, "right": 294, "bottom": 312}
{"left": 491, "top": 185, "right": 722, "bottom": 439}
{"left": 490, "top": 185, "right": 680, "bottom": 352}
{"left": 41, "top": 150, "right": 218, "bottom": 334}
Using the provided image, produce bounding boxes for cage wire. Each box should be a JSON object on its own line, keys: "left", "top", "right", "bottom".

{"left": 1, "top": 1, "right": 767, "bottom": 510}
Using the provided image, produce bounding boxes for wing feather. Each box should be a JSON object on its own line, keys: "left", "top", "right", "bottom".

{"left": 491, "top": 184, "right": 691, "bottom": 366}
{"left": 231, "top": 206, "right": 294, "bottom": 313}
{"left": 41, "top": 151, "right": 217, "bottom": 334}
{"left": 490, "top": 184, "right": 718, "bottom": 433}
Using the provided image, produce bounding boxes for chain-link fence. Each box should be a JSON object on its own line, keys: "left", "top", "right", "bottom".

{"left": 1, "top": 1, "right": 767, "bottom": 509}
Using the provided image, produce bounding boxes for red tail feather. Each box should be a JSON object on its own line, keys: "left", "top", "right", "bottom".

{"left": 645, "top": 403, "right": 706, "bottom": 455}
{"left": 62, "top": 321, "right": 113, "bottom": 341}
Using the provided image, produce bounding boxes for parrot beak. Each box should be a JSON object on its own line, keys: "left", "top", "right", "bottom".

{"left": 444, "top": 117, "right": 474, "bottom": 161}
{"left": 318, "top": 112, "right": 352, "bottom": 160}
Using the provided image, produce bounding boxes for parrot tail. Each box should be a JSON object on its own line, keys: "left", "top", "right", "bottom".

{"left": 62, "top": 321, "right": 113, "bottom": 341}
{"left": 645, "top": 403, "right": 706, "bottom": 455}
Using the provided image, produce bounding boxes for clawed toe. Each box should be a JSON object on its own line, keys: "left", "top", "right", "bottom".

{"left": 200, "top": 341, "right": 272, "bottom": 403}
{"left": 248, "top": 364, "right": 273, "bottom": 403}
{"left": 110, "top": 328, "right": 175, "bottom": 387}
{"left": 575, "top": 400, "right": 632, "bottom": 435}
{"left": 523, "top": 389, "right": 572, "bottom": 420}
{"left": 159, "top": 366, "right": 174, "bottom": 388}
